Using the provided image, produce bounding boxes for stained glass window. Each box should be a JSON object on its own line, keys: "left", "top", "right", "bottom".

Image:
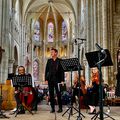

{"left": 33, "top": 20, "right": 40, "bottom": 41}
{"left": 33, "top": 60, "right": 39, "bottom": 81}
{"left": 62, "top": 21, "right": 68, "bottom": 41}
{"left": 48, "top": 22, "right": 54, "bottom": 42}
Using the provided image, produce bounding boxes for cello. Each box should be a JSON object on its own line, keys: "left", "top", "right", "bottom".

{"left": 19, "top": 86, "right": 35, "bottom": 110}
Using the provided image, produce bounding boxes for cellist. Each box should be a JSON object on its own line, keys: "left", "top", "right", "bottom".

{"left": 14, "top": 66, "right": 26, "bottom": 114}
{"left": 14, "top": 66, "right": 35, "bottom": 114}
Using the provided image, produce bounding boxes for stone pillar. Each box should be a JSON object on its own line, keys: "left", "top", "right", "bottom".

{"left": 102, "top": 0, "right": 108, "bottom": 83}
{"left": 0, "top": 0, "right": 3, "bottom": 46}
{"left": 8, "top": 60, "right": 14, "bottom": 73}
{"left": 107, "top": 0, "right": 114, "bottom": 84}
{"left": 85, "top": 0, "right": 91, "bottom": 83}
{"left": 97, "top": 0, "right": 102, "bottom": 45}
{"left": 21, "top": 24, "right": 26, "bottom": 65}
{"left": 93, "top": 0, "right": 97, "bottom": 49}
{"left": 90, "top": 0, "right": 94, "bottom": 51}
{"left": 8, "top": 7, "right": 16, "bottom": 73}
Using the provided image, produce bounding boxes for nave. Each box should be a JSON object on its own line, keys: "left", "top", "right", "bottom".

{"left": 1, "top": 0, "right": 120, "bottom": 120}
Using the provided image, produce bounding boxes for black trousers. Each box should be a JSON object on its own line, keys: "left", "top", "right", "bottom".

{"left": 48, "top": 80, "right": 62, "bottom": 110}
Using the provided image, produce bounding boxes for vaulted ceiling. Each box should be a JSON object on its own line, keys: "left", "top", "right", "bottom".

{"left": 20, "top": 0, "right": 77, "bottom": 25}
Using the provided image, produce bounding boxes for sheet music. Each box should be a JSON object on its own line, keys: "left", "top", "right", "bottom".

{"left": 58, "top": 82, "right": 66, "bottom": 92}
{"left": 12, "top": 75, "right": 32, "bottom": 87}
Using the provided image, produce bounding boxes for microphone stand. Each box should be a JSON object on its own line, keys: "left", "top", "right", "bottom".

{"left": 91, "top": 44, "right": 115, "bottom": 120}
{"left": 76, "top": 39, "right": 85, "bottom": 120}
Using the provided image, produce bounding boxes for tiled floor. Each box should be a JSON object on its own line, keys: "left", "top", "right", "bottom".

{"left": 1, "top": 105, "right": 119, "bottom": 120}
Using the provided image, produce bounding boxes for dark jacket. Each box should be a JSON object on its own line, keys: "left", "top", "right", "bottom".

{"left": 45, "top": 58, "right": 64, "bottom": 83}
{"left": 115, "top": 72, "right": 120, "bottom": 96}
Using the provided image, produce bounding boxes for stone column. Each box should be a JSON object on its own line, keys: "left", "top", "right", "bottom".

{"left": 107, "top": 0, "right": 114, "bottom": 84}
{"left": 0, "top": 0, "right": 12, "bottom": 82}
{"left": 97, "top": 0, "right": 102, "bottom": 45}
{"left": 8, "top": 7, "right": 16, "bottom": 73}
{"left": 93, "top": 0, "right": 97, "bottom": 49}
{"left": 102, "top": 0, "right": 108, "bottom": 83}
{"left": 8, "top": 60, "right": 15, "bottom": 73}
{"left": 21, "top": 24, "right": 26, "bottom": 65}
{"left": 0, "top": 0, "right": 3, "bottom": 46}
{"left": 85, "top": 0, "right": 91, "bottom": 83}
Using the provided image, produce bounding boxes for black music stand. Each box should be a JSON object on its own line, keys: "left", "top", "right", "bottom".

{"left": 61, "top": 58, "right": 85, "bottom": 120}
{"left": 85, "top": 49, "right": 115, "bottom": 120}
{"left": 12, "top": 75, "right": 33, "bottom": 117}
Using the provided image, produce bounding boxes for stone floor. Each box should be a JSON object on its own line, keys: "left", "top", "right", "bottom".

{"left": 1, "top": 105, "right": 120, "bottom": 120}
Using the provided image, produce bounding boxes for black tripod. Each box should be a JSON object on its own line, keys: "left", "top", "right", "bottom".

{"left": 85, "top": 43, "right": 115, "bottom": 120}
{"left": 0, "top": 84, "right": 9, "bottom": 118}
{"left": 61, "top": 58, "right": 84, "bottom": 120}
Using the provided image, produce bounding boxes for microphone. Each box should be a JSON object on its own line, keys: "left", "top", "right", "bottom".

{"left": 76, "top": 38, "right": 86, "bottom": 41}
{"left": 95, "top": 43, "right": 105, "bottom": 53}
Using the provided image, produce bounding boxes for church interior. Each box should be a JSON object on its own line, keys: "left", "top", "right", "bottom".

{"left": 0, "top": 0, "right": 120, "bottom": 119}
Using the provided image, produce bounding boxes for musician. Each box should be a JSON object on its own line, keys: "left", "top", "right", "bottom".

{"left": 14, "top": 66, "right": 35, "bottom": 114}
{"left": 14, "top": 66, "right": 26, "bottom": 114}
{"left": 86, "top": 67, "right": 99, "bottom": 114}
{"left": 72, "top": 74, "right": 86, "bottom": 105}
{"left": 45, "top": 48, "right": 64, "bottom": 113}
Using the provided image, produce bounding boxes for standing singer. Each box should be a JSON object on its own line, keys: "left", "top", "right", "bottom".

{"left": 45, "top": 48, "right": 64, "bottom": 113}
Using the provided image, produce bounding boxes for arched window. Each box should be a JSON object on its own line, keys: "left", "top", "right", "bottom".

{"left": 62, "top": 21, "right": 68, "bottom": 41}
{"left": 33, "top": 20, "right": 40, "bottom": 41}
{"left": 48, "top": 22, "right": 54, "bottom": 42}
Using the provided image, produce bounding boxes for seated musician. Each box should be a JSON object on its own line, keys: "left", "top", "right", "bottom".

{"left": 72, "top": 74, "right": 86, "bottom": 105}
{"left": 14, "top": 66, "right": 35, "bottom": 114}
{"left": 86, "top": 67, "right": 99, "bottom": 114}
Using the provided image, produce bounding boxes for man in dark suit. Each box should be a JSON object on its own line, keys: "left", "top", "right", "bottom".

{"left": 45, "top": 48, "right": 64, "bottom": 113}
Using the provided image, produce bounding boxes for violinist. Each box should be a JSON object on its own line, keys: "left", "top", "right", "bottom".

{"left": 86, "top": 67, "right": 99, "bottom": 114}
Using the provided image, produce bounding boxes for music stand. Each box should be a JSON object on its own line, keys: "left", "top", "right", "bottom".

{"left": 61, "top": 58, "right": 85, "bottom": 120}
{"left": 85, "top": 49, "right": 115, "bottom": 120}
{"left": 12, "top": 75, "right": 33, "bottom": 117}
